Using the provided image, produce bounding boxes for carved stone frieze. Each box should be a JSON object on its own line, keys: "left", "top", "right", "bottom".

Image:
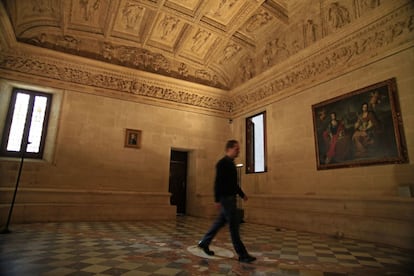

{"left": 19, "top": 34, "right": 228, "bottom": 90}
{"left": 354, "top": 0, "right": 381, "bottom": 17}
{"left": 303, "top": 19, "right": 320, "bottom": 47}
{"left": 1, "top": 1, "right": 413, "bottom": 116}
{"left": 219, "top": 43, "right": 242, "bottom": 64}
{"left": 2, "top": 0, "right": 391, "bottom": 91}
{"left": 244, "top": 8, "right": 273, "bottom": 33}
{"left": 234, "top": 0, "right": 386, "bottom": 85}
{"left": 0, "top": 53, "right": 233, "bottom": 113}
{"left": 327, "top": 2, "right": 351, "bottom": 30}
{"left": 232, "top": 3, "right": 414, "bottom": 112}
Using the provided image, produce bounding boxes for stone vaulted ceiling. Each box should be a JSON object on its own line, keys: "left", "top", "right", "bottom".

{"left": 2, "top": 0, "right": 385, "bottom": 90}
{"left": 2, "top": 0, "right": 288, "bottom": 90}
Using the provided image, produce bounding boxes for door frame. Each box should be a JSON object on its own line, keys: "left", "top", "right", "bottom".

{"left": 169, "top": 149, "right": 190, "bottom": 215}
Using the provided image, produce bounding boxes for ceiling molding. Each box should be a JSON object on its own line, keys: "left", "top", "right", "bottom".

{"left": 0, "top": 42, "right": 232, "bottom": 116}
{"left": 0, "top": 1, "right": 412, "bottom": 118}
{"left": 1, "top": 0, "right": 277, "bottom": 89}
{"left": 231, "top": 1, "right": 414, "bottom": 115}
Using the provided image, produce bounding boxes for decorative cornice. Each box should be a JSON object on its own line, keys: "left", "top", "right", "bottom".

{"left": 0, "top": 2, "right": 413, "bottom": 117}
{"left": 18, "top": 35, "right": 230, "bottom": 90}
{"left": 0, "top": 51, "right": 233, "bottom": 114}
{"left": 231, "top": 2, "right": 414, "bottom": 114}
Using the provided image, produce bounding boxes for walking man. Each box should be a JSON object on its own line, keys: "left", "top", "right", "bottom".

{"left": 198, "top": 140, "right": 256, "bottom": 263}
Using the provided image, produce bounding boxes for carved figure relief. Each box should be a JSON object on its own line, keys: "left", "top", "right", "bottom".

{"left": 160, "top": 15, "right": 180, "bottom": 40}
{"left": 100, "top": 42, "right": 171, "bottom": 73}
{"left": 328, "top": 2, "right": 351, "bottom": 29}
{"left": 100, "top": 41, "right": 229, "bottom": 88}
{"left": 151, "top": 54, "right": 170, "bottom": 72}
{"left": 291, "top": 40, "right": 302, "bottom": 55}
{"left": 79, "top": 0, "right": 101, "bottom": 21}
{"left": 195, "top": 69, "right": 211, "bottom": 81}
{"left": 262, "top": 41, "right": 273, "bottom": 66}
{"left": 122, "top": 2, "right": 144, "bottom": 30}
{"left": 191, "top": 29, "right": 211, "bottom": 53}
{"left": 5, "top": 0, "right": 410, "bottom": 99}
{"left": 178, "top": 0, "right": 192, "bottom": 4}
{"left": 29, "top": 33, "right": 48, "bottom": 45}
{"left": 262, "top": 35, "right": 293, "bottom": 68}
{"left": 304, "top": 19, "right": 319, "bottom": 46}
{"left": 212, "top": 75, "right": 218, "bottom": 85}
{"left": 55, "top": 35, "right": 81, "bottom": 51}
{"left": 25, "top": 32, "right": 80, "bottom": 52}
{"left": 240, "top": 56, "right": 255, "bottom": 82}
{"left": 408, "top": 15, "right": 414, "bottom": 32}
{"left": 245, "top": 10, "right": 272, "bottom": 32}
{"left": 2, "top": 2, "right": 412, "bottom": 112}
{"left": 233, "top": 4, "right": 414, "bottom": 110}
{"left": 214, "top": 0, "right": 239, "bottom": 17}
{"left": 355, "top": 0, "right": 381, "bottom": 17}
{"left": 102, "top": 42, "right": 114, "bottom": 60}
{"left": 220, "top": 44, "right": 241, "bottom": 64}
{"left": 263, "top": 38, "right": 289, "bottom": 66}
{"left": 178, "top": 63, "right": 188, "bottom": 77}
{"left": 361, "top": 0, "right": 380, "bottom": 11}
{"left": 32, "top": 0, "right": 54, "bottom": 13}
{"left": 18, "top": 0, "right": 56, "bottom": 20}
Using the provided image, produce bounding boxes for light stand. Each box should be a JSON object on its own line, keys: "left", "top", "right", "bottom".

{"left": 236, "top": 163, "right": 244, "bottom": 223}
{"left": 1, "top": 141, "right": 29, "bottom": 234}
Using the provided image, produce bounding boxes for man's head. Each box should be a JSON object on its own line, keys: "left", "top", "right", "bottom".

{"left": 225, "top": 140, "right": 240, "bottom": 159}
{"left": 362, "top": 102, "right": 368, "bottom": 112}
{"left": 318, "top": 109, "right": 326, "bottom": 120}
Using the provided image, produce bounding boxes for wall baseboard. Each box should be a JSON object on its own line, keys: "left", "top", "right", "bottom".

{"left": 0, "top": 188, "right": 176, "bottom": 223}
{"left": 245, "top": 194, "right": 414, "bottom": 250}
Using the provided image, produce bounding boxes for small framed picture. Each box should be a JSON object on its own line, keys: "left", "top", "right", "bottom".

{"left": 125, "top": 129, "right": 142, "bottom": 149}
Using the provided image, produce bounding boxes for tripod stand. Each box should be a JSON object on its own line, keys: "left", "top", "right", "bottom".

{"left": 236, "top": 164, "right": 245, "bottom": 223}
{"left": 1, "top": 141, "right": 29, "bottom": 234}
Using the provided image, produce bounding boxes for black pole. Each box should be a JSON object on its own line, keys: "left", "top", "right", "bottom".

{"left": 236, "top": 164, "right": 245, "bottom": 223}
{"left": 1, "top": 144, "right": 28, "bottom": 234}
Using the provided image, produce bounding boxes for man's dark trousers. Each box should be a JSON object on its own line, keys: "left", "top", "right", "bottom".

{"left": 200, "top": 196, "right": 248, "bottom": 257}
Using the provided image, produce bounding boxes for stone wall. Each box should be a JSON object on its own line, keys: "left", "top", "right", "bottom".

{"left": 231, "top": 47, "right": 414, "bottom": 249}
{"left": 0, "top": 0, "right": 413, "bottom": 251}
{"left": 0, "top": 88, "right": 230, "bottom": 222}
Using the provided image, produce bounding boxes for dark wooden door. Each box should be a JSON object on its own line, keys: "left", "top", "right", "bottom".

{"left": 168, "top": 150, "right": 188, "bottom": 215}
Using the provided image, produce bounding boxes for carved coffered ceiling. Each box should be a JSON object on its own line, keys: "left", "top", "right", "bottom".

{"left": 1, "top": 0, "right": 387, "bottom": 90}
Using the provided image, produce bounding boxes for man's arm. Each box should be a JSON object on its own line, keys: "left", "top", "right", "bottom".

{"left": 214, "top": 161, "right": 224, "bottom": 203}
{"left": 236, "top": 186, "right": 245, "bottom": 200}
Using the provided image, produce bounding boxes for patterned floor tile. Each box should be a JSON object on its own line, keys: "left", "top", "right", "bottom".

{"left": 0, "top": 217, "right": 413, "bottom": 275}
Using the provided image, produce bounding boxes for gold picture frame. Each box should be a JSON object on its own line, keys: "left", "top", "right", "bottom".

{"left": 124, "top": 129, "right": 142, "bottom": 149}
{"left": 312, "top": 78, "right": 408, "bottom": 170}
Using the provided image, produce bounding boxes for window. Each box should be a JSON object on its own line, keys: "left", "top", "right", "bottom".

{"left": 1, "top": 88, "right": 52, "bottom": 159}
{"left": 246, "top": 111, "right": 267, "bottom": 173}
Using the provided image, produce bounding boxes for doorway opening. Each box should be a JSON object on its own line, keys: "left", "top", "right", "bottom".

{"left": 168, "top": 150, "right": 188, "bottom": 215}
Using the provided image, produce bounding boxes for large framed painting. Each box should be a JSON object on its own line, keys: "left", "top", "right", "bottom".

{"left": 312, "top": 78, "right": 408, "bottom": 170}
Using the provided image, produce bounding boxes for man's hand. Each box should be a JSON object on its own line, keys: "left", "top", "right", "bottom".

{"left": 243, "top": 195, "right": 248, "bottom": 201}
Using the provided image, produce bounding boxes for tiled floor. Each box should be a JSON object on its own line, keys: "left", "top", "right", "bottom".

{"left": 0, "top": 217, "right": 413, "bottom": 275}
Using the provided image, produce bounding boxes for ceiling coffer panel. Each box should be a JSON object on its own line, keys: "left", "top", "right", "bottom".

{"left": 5, "top": 0, "right": 61, "bottom": 36}
{"left": 3, "top": 0, "right": 384, "bottom": 90}
{"left": 68, "top": 0, "right": 111, "bottom": 34}
{"left": 110, "top": 0, "right": 156, "bottom": 44}
{"left": 146, "top": 12, "right": 189, "bottom": 53}
{"left": 163, "top": 0, "right": 204, "bottom": 17}
{"left": 2, "top": 0, "right": 294, "bottom": 89}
